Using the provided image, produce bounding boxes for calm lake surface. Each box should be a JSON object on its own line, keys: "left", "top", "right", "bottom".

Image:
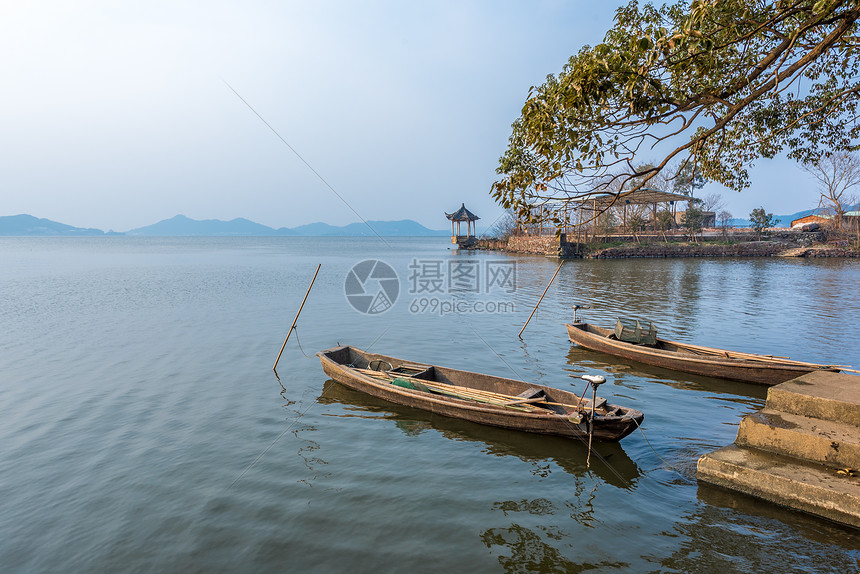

{"left": 1, "top": 236, "right": 858, "bottom": 573}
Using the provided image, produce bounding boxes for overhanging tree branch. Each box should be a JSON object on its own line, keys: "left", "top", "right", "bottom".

{"left": 492, "top": 0, "right": 860, "bottom": 226}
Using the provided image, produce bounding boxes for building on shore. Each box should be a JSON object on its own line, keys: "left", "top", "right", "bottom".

{"left": 790, "top": 214, "right": 832, "bottom": 228}
{"left": 513, "top": 188, "right": 693, "bottom": 242}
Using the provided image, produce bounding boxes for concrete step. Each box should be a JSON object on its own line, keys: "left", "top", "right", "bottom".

{"left": 697, "top": 444, "right": 860, "bottom": 528}
{"left": 766, "top": 371, "right": 860, "bottom": 426}
{"left": 736, "top": 408, "right": 860, "bottom": 469}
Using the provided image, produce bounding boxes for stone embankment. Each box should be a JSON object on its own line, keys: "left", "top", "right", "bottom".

{"left": 591, "top": 241, "right": 784, "bottom": 258}
{"left": 697, "top": 371, "right": 860, "bottom": 528}
{"left": 506, "top": 236, "right": 568, "bottom": 255}
{"left": 473, "top": 231, "right": 859, "bottom": 258}
{"left": 477, "top": 235, "right": 580, "bottom": 257}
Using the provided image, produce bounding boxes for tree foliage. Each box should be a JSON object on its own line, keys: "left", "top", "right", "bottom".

{"left": 682, "top": 197, "right": 705, "bottom": 241}
{"left": 749, "top": 206, "right": 775, "bottom": 238}
{"left": 672, "top": 161, "right": 707, "bottom": 195}
{"left": 656, "top": 208, "right": 675, "bottom": 240}
{"left": 493, "top": 0, "right": 860, "bottom": 226}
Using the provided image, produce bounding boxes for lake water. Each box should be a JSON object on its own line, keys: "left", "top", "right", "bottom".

{"left": 1, "top": 237, "right": 858, "bottom": 573}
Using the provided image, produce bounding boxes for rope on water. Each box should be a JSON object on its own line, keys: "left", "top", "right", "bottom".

{"left": 292, "top": 326, "right": 314, "bottom": 359}
{"left": 632, "top": 417, "right": 694, "bottom": 483}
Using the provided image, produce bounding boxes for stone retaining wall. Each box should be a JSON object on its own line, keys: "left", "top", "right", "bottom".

{"left": 506, "top": 235, "right": 562, "bottom": 255}
{"left": 590, "top": 242, "right": 786, "bottom": 259}
{"left": 473, "top": 232, "right": 857, "bottom": 258}
{"left": 473, "top": 239, "right": 507, "bottom": 251}
{"left": 804, "top": 247, "right": 860, "bottom": 257}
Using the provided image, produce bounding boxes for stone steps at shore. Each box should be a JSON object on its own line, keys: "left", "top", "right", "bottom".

{"left": 736, "top": 408, "right": 860, "bottom": 469}
{"left": 697, "top": 371, "right": 860, "bottom": 528}
{"left": 767, "top": 372, "right": 860, "bottom": 425}
{"left": 698, "top": 444, "right": 860, "bottom": 528}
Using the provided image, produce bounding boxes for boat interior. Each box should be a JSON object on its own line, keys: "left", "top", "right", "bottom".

{"left": 323, "top": 346, "right": 625, "bottom": 417}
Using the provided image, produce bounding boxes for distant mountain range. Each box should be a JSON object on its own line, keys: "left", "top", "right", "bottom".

{"left": 0, "top": 214, "right": 449, "bottom": 237}
{"left": 0, "top": 214, "right": 108, "bottom": 236}
{"left": 4, "top": 205, "right": 852, "bottom": 237}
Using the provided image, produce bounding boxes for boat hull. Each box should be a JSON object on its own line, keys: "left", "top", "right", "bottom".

{"left": 566, "top": 323, "right": 835, "bottom": 385}
{"left": 317, "top": 346, "right": 643, "bottom": 442}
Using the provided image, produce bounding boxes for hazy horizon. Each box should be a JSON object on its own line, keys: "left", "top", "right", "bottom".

{"left": 2, "top": 1, "right": 830, "bottom": 234}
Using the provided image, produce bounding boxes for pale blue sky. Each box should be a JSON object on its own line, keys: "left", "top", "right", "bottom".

{"left": 1, "top": 1, "right": 823, "bottom": 232}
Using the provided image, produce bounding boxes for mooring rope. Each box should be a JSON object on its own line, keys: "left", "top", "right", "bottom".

{"left": 632, "top": 417, "right": 694, "bottom": 483}
{"left": 292, "top": 326, "right": 314, "bottom": 359}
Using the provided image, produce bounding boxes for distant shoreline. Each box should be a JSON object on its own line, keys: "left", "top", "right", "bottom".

{"left": 0, "top": 214, "right": 450, "bottom": 238}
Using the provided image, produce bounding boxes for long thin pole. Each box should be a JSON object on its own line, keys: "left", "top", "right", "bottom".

{"left": 518, "top": 259, "right": 564, "bottom": 338}
{"left": 587, "top": 384, "right": 597, "bottom": 468}
{"left": 273, "top": 264, "right": 321, "bottom": 371}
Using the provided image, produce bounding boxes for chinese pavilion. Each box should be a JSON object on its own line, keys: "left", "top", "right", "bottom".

{"left": 445, "top": 203, "right": 480, "bottom": 247}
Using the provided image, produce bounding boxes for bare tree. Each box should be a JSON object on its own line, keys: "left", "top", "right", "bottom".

{"left": 700, "top": 193, "right": 725, "bottom": 213}
{"left": 718, "top": 210, "right": 733, "bottom": 238}
{"left": 801, "top": 152, "right": 860, "bottom": 229}
{"left": 845, "top": 192, "right": 860, "bottom": 248}
{"left": 488, "top": 209, "right": 520, "bottom": 240}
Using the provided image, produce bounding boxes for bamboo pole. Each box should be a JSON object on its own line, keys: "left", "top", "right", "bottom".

{"left": 273, "top": 264, "right": 322, "bottom": 371}
{"left": 518, "top": 259, "right": 565, "bottom": 338}
{"left": 353, "top": 368, "right": 595, "bottom": 412}
{"left": 357, "top": 369, "right": 519, "bottom": 403}
{"left": 670, "top": 340, "right": 849, "bottom": 369}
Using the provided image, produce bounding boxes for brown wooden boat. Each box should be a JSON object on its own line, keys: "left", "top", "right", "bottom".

{"left": 317, "top": 345, "right": 643, "bottom": 442}
{"left": 566, "top": 322, "right": 844, "bottom": 385}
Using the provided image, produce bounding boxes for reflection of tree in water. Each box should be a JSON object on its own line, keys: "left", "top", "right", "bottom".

{"left": 657, "top": 485, "right": 860, "bottom": 572}
{"left": 492, "top": 488, "right": 600, "bottom": 528}
{"left": 393, "top": 419, "right": 431, "bottom": 436}
{"left": 481, "top": 523, "right": 628, "bottom": 573}
{"left": 671, "top": 262, "right": 702, "bottom": 335}
{"left": 494, "top": 498, "right": 556, "bottom": 517}
{"left": 483, "top": 483, "right": 608, "bottom": 572}
{"left": 276, "top": 376, "right": 334, "bottom": 489}
{"left": 293, "top": 430, "right": 332, "bottom": 488}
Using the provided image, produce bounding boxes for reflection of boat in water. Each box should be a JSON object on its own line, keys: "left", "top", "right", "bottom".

{"left": 566, "top": 322, "right": 843, "bottom": 386}
{"left": 317, "top": 345, "right": 644, "bottom": 442}
{"left": 317, "top": 380, "right": 641, "bottom": 489}
{"left": 565, "top": 347, "right": 770, "bottom": 401}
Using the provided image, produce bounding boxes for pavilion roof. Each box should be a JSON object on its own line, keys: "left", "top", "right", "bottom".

{"left": 572, "top": 188, "right": 692, "bottom": 210}
{"left": 445, "top": 203, "right": 480, "bottom": 221}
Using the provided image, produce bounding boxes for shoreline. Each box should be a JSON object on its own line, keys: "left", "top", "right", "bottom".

{"left": 470, "top": 231, "right": 860, "bottom": 259}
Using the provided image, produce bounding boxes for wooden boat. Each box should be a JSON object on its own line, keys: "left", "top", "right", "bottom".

{"left": 566, "top": 322, "right": 844, "bottom": 385}
{"left": 317, "top": 345, "right": 643, "bottom": 442}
